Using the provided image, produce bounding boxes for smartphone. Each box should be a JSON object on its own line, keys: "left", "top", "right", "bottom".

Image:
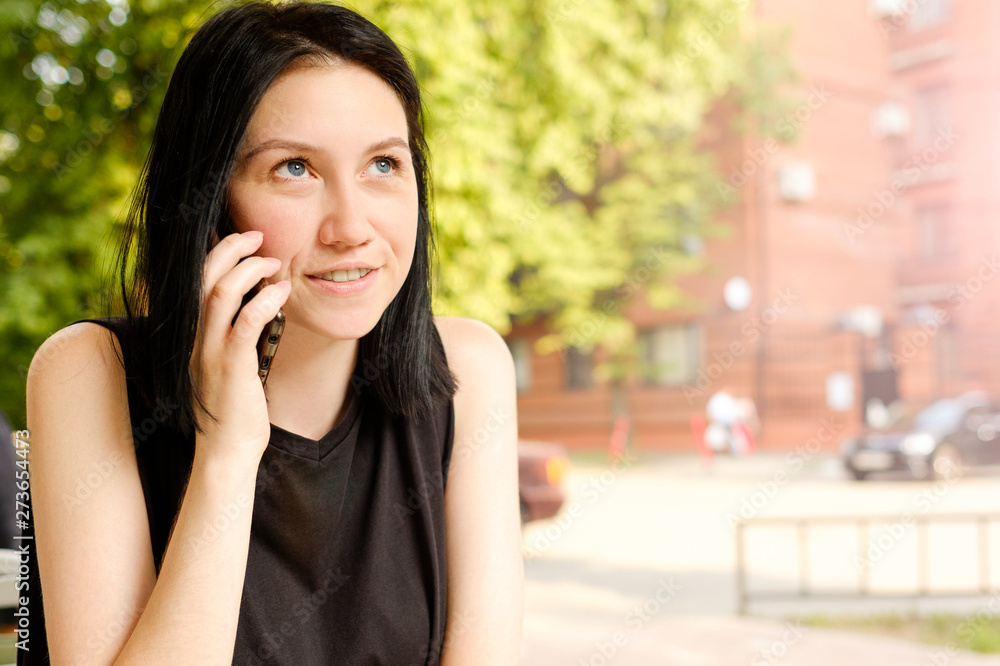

{"left": 256, "top": 303, "right": 285, "bottom": 386}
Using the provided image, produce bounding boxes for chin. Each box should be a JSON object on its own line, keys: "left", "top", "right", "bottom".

{"left": 314, "top": 310, "right": 385, "bottom": 342}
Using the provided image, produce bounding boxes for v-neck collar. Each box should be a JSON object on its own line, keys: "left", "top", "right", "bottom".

{"left": 267, "top": 390, "right": 364, "bottom": 462}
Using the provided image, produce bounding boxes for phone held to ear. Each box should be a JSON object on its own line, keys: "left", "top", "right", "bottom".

{"left": 256, "top": 303, "right": 285, "bottom": 386}
{"left": 235, "top": 280, "right": 285, "bottom": 387}
{"left": 218, "top": 224, "right": 285, "bottom": 386}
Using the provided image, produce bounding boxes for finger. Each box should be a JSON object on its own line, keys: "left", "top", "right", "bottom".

{"left": 201, "top": 230, "right": 264, "bottom": 302}
{"left": 230, "top": 280, "right": 291, "bottom": 347}
{"left": 199, "top": 231, "right": 265, "bottom": 352}
{"left": 193, "top": 231, "right": 260, "bottom": 379}
{"left": 202, "top": 255, "right": 282, "bottom": 350}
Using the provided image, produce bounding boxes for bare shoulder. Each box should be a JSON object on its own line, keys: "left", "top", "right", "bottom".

{"left": 26, "top": 320, "right": 131, "bottom": 484}
{"left": 432, "top": 316, "right": 517, "bottom": 453}
{"left": 432, "top": 316, "right": 516, "bottom": 453}
{"left": 27, "top": 320, "right": 124, "bottom": 392}
{"left": 432, "top": 316, "right": 514, "bottom": 381}
{"left": 27, "top": 319, "right": 132, "bottom": 472}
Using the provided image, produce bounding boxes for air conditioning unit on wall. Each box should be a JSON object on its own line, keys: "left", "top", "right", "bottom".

{"left": 872, "top": 102, "right": 911, "bottom": 137}
{"left": 777, "top": 162, "right": 816, "bottom": 202}
{"left": 870, "top": 0, "right": 907, "bottom": 18}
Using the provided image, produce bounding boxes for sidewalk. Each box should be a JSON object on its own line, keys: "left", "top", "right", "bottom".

{"left": 521, "top": 453, "right": 1000, "bottom": 664}
{"left": 525, "top": 613, "right": 1000, "bottom": 665}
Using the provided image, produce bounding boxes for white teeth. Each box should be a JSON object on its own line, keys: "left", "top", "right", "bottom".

{"left": 315, "top": 267, "right": 373, "bottom": 283}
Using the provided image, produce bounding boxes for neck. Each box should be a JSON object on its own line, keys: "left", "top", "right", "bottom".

{"left": 262, "top": 321, "right": 360, "bottom": 440}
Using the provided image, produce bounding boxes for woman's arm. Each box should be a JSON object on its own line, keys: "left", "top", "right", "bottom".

{"left": 28, "top": 322, "right": 260, "bottom": 665}
{"left": 31, "top": 232, "right": 288, "bottom": 665}
{"left": 435, "top": 317, "right": 524, "bottom": 664}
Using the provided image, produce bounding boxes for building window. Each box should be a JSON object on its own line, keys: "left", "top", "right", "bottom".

{"left": 909, "top": 0, "right": 951, "bottom": 31}
{"left": 640, "top": 323, "right": 701, "bottom": 386}
{"left": 940, "top": 324, "right": 960, "bottom": 379}
{"left": 916, "top": 206, "right": 952, "bottom": 258}
{"left": 507, "top": 338, "right": 532, "bottom": 394}
{"left": 564, "top": 346, "right": 594, "bottom": 390}
{"left": 911, "top": 86, "right": 951, "bottom": 148}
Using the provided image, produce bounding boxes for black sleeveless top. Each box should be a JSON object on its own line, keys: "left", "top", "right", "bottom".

{"left": 19, "top": 317, "right": 455, "bottom": 665}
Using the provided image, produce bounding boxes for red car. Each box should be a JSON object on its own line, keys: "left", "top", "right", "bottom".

{"left": 518, "top": 440, "right": 568, "bottom": 524}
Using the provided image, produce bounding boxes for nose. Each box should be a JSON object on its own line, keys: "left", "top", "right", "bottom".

{"left": 317, "top": 177, "right": 376, "bottom": 246}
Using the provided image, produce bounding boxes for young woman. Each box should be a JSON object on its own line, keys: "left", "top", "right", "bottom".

{"left": 23, "top": 2, "right": 522, "bottom": 664}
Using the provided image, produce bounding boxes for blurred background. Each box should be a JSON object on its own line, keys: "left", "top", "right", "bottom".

{"left": 3, "top": 0, "right": 1000, "bottom": 664}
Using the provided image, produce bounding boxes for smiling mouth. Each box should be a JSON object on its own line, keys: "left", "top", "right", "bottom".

{"left": 312, "top": 268, "right": 375, "bottom": 283}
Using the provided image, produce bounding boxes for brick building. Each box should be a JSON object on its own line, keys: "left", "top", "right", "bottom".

{"left": 506, "top": 0, "right": 1000, "bottom": 451}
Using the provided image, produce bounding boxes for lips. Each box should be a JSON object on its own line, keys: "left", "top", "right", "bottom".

{"left": 307, "top": 266, "right": 379, "bottom": 296}
{"left": 313, "top": 267, "right": 374, "bottom": 283}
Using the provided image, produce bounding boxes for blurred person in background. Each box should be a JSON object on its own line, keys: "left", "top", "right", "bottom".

{"left": 705, "top": 387, "right": 755, "bottom": 454}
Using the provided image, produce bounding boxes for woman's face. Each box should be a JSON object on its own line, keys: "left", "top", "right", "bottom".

{"left": 227, "top": 62, "right": 418, "bottom": 342}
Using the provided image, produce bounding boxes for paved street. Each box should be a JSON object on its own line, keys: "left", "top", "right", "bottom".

{"left": 521, "top": 452, "right": 1000, "bottom": 665}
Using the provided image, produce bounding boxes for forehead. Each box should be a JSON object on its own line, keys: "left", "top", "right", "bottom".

{"left": 245, "top": 62, "right": 409, "bottom": 142}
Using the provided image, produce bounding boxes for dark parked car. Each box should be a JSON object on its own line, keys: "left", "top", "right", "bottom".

{"left": 842, "top": 391, "right": 1000, "bottom": 481}
{"left": 518, "top": 440, "right": 567, "bottom": 523}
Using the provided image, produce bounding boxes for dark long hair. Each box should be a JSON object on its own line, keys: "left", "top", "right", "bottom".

{"left": 113, "top": 0, "right": 456, "bottom": 435}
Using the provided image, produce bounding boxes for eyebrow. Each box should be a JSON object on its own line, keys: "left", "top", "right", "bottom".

{"left": 239, "top": 137, "right": 410, "bottom": 163}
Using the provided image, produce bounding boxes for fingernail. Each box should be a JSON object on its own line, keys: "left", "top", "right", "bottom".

{"left": 246, "top": 230, "right": 263, "bottom": 239}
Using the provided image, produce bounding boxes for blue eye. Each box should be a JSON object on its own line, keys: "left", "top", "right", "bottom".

{"left": 373, "top": 158, "right": 392, "bottom": 174}
{"left": 277, "top": 159, "right": 308, "bottom": 178}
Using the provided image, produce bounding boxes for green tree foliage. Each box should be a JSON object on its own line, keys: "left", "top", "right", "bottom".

{"left": 0, "top": 0, "right": 785, "bottom": 426}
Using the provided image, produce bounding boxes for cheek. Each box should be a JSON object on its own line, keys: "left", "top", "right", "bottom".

{"left": 230, "top": 195, "right": 285, "bottom": 233}
{"left": 229, "top": 191, "right": 309, "bottom": 256}
{"left": 393, "top": 204, "right": 419, "bottom": 278}
{"left": 226, "top": 183, "right": 257, "bottom": 233}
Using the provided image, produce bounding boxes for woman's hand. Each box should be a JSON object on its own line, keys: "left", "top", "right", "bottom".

{"left": 189, "top": 229, "right": 290, "bottom": 465}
